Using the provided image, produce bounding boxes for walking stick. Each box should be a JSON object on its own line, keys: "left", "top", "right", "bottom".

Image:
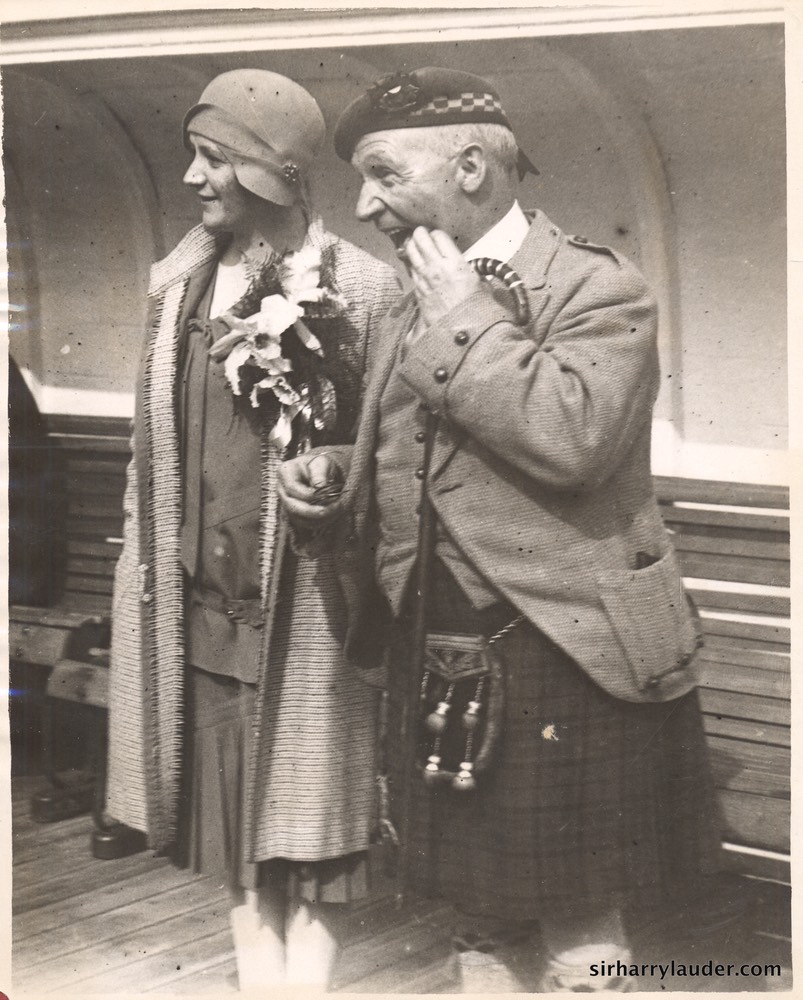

{"left": 395, "top": 407, "right": 439, "bottom": 906}
{"left": 394, "top": 258, "right": 531, "bottom": 906}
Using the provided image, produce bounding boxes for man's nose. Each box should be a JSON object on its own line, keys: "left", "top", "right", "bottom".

{"left": 355, "top": 182, "right": 382, "bottom": 221}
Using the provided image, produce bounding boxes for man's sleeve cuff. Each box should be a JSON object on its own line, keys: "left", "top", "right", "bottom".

{"left": 399, "top": 289, "right": 513, "bottom": 409}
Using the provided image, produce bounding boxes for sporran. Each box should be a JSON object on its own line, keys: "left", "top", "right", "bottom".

{"left": 418, "top": 630, "right": 507, "bottom": 790}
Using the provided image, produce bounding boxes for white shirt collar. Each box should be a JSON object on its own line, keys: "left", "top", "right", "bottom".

{"left": 463, "top": 201, "right": 530, "bottom": 263}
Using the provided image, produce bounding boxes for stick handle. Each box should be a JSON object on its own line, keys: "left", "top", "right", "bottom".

{"left": 471, "top": 257, "right": 531, "bottom": 327}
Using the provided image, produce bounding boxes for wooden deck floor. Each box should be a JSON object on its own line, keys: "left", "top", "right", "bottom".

{"left": 11, "top": 775, "right": 792, "bottom": 995}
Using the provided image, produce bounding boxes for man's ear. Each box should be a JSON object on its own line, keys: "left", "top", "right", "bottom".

{"left": 454, "top": 143, "right": 487, "bottom": 194}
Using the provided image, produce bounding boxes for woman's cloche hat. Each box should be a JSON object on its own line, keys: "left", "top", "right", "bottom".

{"left": 183, "top": 69, "right": 326, "bottom": 207}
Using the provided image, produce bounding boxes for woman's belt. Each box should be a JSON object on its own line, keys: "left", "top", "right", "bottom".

{"left": 188, "top": 583, "right": 264, "bottom": 628}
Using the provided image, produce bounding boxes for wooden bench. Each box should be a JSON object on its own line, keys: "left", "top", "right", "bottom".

{"left": 9, "top": 412, "right": 131, "bottom": 618}
{"left": 9, "top": 414, "right": 134, "bottom": 840}
{"left": 654, "top": 476, "right": 790, "bottom": 885}
{"left": 10, "top": 420, "right": 790, "bottom": 884}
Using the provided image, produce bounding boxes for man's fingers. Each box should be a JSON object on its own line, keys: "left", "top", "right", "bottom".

{"left": 406, "top": 226, "right": 484, "bottom": 326}
{"left": 277, "top": 475, "right": 340, "bottom": 522}
{"left": 408, "top": 225, "right": 437, "bottom": 252}
{"left": 278, "top": 457, "right": 313, "bottom": 499}
{"left": 277, "top": 454, "right": 346, "bottom": 523}
{"left": 408, "top": 227, "right": 471, "bottom": 284}
{"left": 409, "top": 227, "right": 461, "bottom": 263}
{"left": 279, "top": 454, "right": 341, "bottom": 495}
{"left": 282, "top": 493, "right": 340, "bottom": 519}
{"left": 308, "top": 454, "right": 340, "bottom": 490}
{"left": 280, "top": 491, "right": 343, "bottom": 524}
{"left": 408, "top": 226, "right": 450, "bottom": 269}
{"left": 429, "top": 229, "right": 462, "bottom": 261}
{"left": 405, "top": 235, "right": 428, "bottom": 281}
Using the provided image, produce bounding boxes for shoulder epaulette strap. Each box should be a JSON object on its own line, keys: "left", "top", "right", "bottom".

{"left": 566, "top": 233, "right": 621, "bottom": 262}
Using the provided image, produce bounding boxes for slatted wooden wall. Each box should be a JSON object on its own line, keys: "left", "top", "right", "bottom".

{"left": 49, "top": 415, "right": 131, "bottom": 614}
{"left": 654, "top": 477, "right": 790, "bottom": 882}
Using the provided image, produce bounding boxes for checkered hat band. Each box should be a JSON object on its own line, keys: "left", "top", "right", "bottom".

{"left": 410, "top": 93, "right": 503, "bottom": 117}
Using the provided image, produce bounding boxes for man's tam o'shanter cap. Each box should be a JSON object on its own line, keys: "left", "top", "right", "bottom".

{"left": 334, "top": 66, "right": 537, "bottom": 177}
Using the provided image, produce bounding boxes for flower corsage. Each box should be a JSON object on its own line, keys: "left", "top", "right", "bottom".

{"left": 208, "top": 244, "right": 348, "bottom": 452}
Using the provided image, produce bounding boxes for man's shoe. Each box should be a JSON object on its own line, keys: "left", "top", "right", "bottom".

{"left": 453, "top": 919, "right": 537, "bottom": 953}
{"left": 538, "top": 970, "right": 640, "bottom": 993}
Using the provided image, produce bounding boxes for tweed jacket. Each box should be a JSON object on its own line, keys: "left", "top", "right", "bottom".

{"left": 106, "top": 218, "right": 399, "bottom": 851}
{"left": 321, "top": 210, "right": 702, "bottom": 704}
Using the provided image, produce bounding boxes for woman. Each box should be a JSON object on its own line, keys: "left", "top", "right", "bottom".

{"left": 106, "top": 69, "right": 398, "bottom": 990}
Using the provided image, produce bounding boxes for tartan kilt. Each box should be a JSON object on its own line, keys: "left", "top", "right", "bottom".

{"left": 385, "top": 570, "right": 722, "bottom": 921}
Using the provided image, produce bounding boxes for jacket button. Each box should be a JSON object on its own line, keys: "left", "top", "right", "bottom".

{"left": 142, "top": 592, "right": 152, "bottom": 604}
{"left": 414, "top": 431, "right": 426, "bottom": 443}
{"left": 139, "top": 563, "right": 149, "bottom": 573}
{"left": 415, "top": 468, "right": 425, "bottom": 480}
{"left": 679, "top": 653, "right": 693, "bottom": 667}
{"left": 434, "top": 367, "right": 448, "bottom": 383}
{"left": 454, "top": 331, "right": 469, "bottom": 346}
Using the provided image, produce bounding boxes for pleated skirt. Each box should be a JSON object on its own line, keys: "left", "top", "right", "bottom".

{"left": 173, "top": 665, "right": 370, "bottom": 902}
{"left": 386, "top": 568, "right": 722, "bottom": 920}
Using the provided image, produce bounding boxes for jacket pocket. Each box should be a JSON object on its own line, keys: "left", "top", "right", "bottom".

{"left": 596, "top": 548, "right": 701, "bottom": 695}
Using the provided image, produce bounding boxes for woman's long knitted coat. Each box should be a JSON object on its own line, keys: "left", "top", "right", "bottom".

{"left": 106, "top": 218, "right": 399, "bottom": 856}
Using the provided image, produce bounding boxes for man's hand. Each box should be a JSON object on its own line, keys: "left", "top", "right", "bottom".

{"left": 278, "top": 452, "right": 346, "bottom": 524}
{"left": 406, "top": 227, "right": 482, "bottom": 329}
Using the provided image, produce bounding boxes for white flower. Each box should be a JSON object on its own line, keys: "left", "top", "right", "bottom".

{"left": 223, "top": 342, "right": 252, "bottom": 396}
{"left": 249, "top": 372, "right": 302, "bottom": 410}
{"left": 281, "top": 246, "right": 322, "bottom": 304}
{"left": 250, "top": 337, "right": 285, "bottom": 368}
{"left": 256, "top": 295, "right": 303, "bottom": 338}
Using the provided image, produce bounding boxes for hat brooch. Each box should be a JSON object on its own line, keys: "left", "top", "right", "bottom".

{"left": 283, "top": 162, "right": 300, "bottom": 184}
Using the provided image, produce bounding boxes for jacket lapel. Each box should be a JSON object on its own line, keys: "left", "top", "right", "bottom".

{"left": 179, "top": 258, "right": 218, "bottom": 331}
{"left": 345, "top": 292, "right": 417, "bottom": 523}
{"left": 428, "top": 211, "right": 559, "bottom": 479}
{"left": 509, "top": 209, "right": 561, "bottom": 291}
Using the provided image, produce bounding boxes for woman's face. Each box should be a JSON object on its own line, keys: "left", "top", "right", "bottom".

{"left": 183, "top": 133, "right": 252, "bottom": 235}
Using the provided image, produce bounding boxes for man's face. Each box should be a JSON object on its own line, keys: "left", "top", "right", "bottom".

{"left": 351, "top": 129, "right": 465, "bottom": 256}
{"left": 183, "top": 133, "right": 252, "bottom": 235}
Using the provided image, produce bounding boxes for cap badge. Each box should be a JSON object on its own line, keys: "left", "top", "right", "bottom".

{"left": 368, "top": 72, "right": 422, "bottom": 113}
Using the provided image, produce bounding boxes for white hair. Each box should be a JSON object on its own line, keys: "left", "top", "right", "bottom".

{"left": 423, "top": 122, "right": 520, "bottom": 175}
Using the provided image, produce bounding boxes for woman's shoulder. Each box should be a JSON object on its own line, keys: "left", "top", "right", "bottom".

{"left": 327, "top": 235, "right": 400, "bottom": 308}
{"left": 313, "top": 219, "right": 396, "bottom": 281}
{"left": 328, "top": 232, "right": 392, "bottom": 270}
{"left": 148, "top": 225, "right": 220, "bottom": 297}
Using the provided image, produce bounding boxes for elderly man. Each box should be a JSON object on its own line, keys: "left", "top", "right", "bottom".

{"left": 280, "top": 67, "right": 720, "bottom": 993}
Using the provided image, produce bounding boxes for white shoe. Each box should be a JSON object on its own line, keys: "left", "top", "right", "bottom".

{"left": 284, "top": 900, "right": 339, "bottom": 991}
{"left": 230, "top": 903, "right": 286, "bottom": 990}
